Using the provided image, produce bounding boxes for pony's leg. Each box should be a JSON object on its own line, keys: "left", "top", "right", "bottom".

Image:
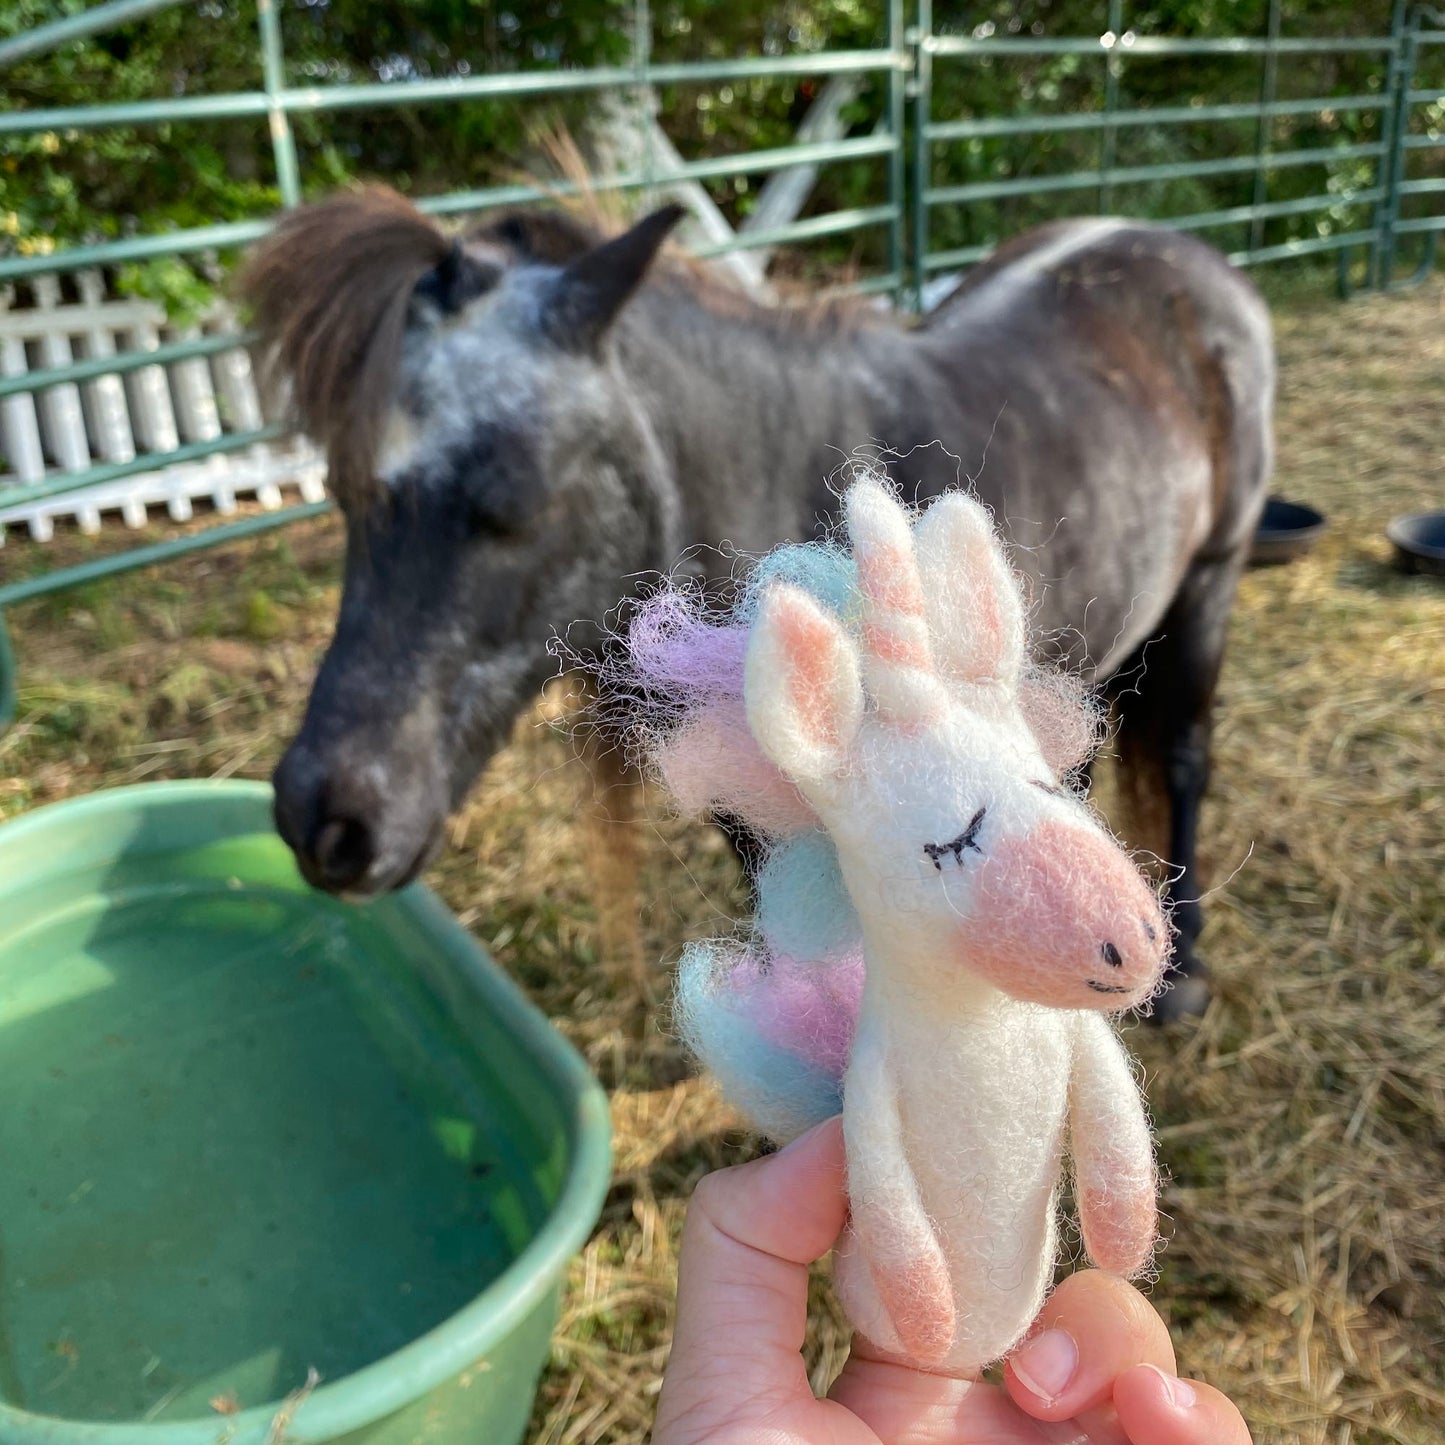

{"left": 1107, "top": 552, "right": 1247, "bottom": 1022}
{"left": 579, "top": 726, "right": 649, "bottom": 994}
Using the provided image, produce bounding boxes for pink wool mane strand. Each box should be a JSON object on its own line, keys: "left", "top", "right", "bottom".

{"left": 616, "top": 586, "right": 821, "bottom": 835}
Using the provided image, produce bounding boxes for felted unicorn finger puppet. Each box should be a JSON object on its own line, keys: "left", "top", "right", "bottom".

{"left": 623, "top": 472, "right": 1168, "bottom": 1376}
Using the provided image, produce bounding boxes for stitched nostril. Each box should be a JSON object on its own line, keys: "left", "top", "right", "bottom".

{"left": 1101, "top": 941, "right": 1123, "bottom": 968}
{"left": 1141, "top": 918, "right": 1158, "bottom": 943}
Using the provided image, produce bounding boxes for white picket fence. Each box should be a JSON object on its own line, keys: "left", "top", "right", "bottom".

{"left": 0, "top": 270, "right": 323, "bottom": 546}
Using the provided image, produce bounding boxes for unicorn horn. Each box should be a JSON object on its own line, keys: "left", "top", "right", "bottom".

{"left": 845, "top": 476, "right": 949, "bottom": 727}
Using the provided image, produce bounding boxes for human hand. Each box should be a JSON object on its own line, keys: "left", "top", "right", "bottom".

{"left": 653, "top": 1116, "right": 1252, "bottom": 1445}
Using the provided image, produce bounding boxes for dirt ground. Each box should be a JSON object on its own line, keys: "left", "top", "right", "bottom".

{"left": 1, "top": 274, "right": 1441, "bottom": 1445}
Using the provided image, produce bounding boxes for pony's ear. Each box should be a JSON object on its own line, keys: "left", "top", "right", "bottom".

{"left": 543, "top": 204, "right": 685, "bottom": 351}
{"left": 411, "top": 240, "right": 500, "bottom": 317}
{"left": 746, "top": 583, "right": 863, "bottom": 789}
{"left": 913, "top": 491, "right": 1025, "bottom": 686}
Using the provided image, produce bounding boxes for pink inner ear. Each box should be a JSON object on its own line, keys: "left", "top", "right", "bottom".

{"left": 964, "top": 537, "right": 1004, "bottom": 676}
{"left": 776, "top": 597, "right": 847, "bottom": 751}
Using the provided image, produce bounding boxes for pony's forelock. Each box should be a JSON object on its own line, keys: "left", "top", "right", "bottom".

{"left": 238, "top": 186, "right": 451, "bottom": 507}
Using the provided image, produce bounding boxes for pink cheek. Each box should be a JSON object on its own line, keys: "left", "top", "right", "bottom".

{"left": 952, "top": 894, "right": 1063, "bottom": 1004}
{"left": 955, "top": 836, "right": 1081, "bottom": 995}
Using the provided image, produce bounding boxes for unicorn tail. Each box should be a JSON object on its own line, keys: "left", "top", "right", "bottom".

{"left": 674, "top": 940, "right": 862, "bottom": 1143}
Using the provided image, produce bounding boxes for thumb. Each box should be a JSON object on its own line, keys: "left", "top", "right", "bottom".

{"left": 654, "top": 1116, "right": 847, "bottom": 1435}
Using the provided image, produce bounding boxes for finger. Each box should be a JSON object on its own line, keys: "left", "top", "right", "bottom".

{"left": 1003, "top": 1270, "right": 1176, "bottom": 1421}
{"left": 655, "top": 1115, "right": 847, "bottom": 1428}
{"left": 829, "top": 1268, "right": 1174, "bottom": 1444}
{"left": 1113, "top": 1364, "right": 1254, "bottom": 1444}
{"left": 830, "top": 1352, "right": 1027, "bottom": 1445}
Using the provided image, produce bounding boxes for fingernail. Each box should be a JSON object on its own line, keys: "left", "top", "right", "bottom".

{"left": 1144, "top": 1363, "right": 1197, "bottom": 1408}
{"left": 1010, "top": 1328, "right": 1079, "bottom": 1404}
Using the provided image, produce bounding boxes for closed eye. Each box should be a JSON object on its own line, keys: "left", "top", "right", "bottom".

{"left": 924, "top": 806, "right": 988, "bottom": 870}
{"left": 1031, "top": 780, "right": 1066, "bottom": 797}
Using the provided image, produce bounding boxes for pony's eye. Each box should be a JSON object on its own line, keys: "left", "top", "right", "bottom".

{"left": 1031, "top": 779, "right": 1066, "bottom": 797}
{"left": 924, "top": 806, "right": 988, "bottom": 870}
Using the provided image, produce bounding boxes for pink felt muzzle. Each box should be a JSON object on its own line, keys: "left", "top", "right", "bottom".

{"left": 961, "top": 820, "right": 1168, "bottom": 1009}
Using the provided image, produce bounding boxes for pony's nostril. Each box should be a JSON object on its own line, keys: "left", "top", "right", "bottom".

{"left": 1101, "top": 941, "right": 1123, "bottom": 969}
{"left": 1141, "top": 918, "right": 1158, "bottom": 944}
{"left": 313, "top": 816, "right": 375, "bottom": 890}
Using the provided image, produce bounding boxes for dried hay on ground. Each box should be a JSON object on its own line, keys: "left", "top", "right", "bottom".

{"left": 1, "top": 276, "right": 1441, "bottom": 1444}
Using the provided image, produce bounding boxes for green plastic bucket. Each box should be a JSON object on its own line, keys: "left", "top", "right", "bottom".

{"left": 0, "top": 781, "right": 611, "bottom": 1445}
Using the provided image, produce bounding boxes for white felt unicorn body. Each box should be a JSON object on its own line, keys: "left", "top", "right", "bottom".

{"left": 626, "top": 474, "right": 1168, "bottom": 1375}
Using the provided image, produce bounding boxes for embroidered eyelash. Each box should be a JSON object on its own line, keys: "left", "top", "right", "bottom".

{"left": 924, "top": 806, "right": 988, "bottom": 869}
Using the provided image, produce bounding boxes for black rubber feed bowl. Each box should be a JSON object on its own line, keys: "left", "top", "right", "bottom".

{"left": 1250, "top": 497, "right": 1328, "bottom": 566}
{"left": 1386, "top": 511, "right": 1445, "bottom": 578}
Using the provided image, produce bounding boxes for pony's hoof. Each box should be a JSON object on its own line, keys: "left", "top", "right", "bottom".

{"left": 1146, "top": 972, "right": 1211, "bottom": 1025}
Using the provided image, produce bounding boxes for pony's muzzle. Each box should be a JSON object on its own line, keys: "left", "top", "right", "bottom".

{"left": 272, "top": 740, "right": 444, "bottom": 896}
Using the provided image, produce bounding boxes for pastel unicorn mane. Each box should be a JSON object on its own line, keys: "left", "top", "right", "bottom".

{"left": 619, "top": 469, "right": 1106, "bottom": 1139}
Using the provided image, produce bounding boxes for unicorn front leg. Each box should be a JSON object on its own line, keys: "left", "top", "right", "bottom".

{"left": 1068, "top": 1012, "right": 1158, "bottom": 1277}
{"left": 839, "top": 1019, "right": 956, "bottom": 1365}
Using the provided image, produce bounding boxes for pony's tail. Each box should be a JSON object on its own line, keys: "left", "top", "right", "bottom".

{"left": 674, "top": 939, "right": 862, "bottom": 1142}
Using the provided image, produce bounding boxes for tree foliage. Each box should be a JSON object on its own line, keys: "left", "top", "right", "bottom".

{"left": 2, "top": 0, "right": 1434, "bottom": 308}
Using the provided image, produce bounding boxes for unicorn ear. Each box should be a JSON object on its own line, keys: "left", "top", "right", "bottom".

{"left": 913, "top": 492, "right": 1026, "bottom": 686}
{"left": 745, "top": 583, "right": 863, "bottom": 789}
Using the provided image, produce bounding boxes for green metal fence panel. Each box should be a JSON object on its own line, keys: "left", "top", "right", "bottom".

{"left": 0, "top": 501, "right": 333, "bottom": 731}
{"left": 1, "top": 426, "right": 290, "bottom": 512}
{"left": 925, "top": 144, "right": 1388, "bottom": 211}
{"left": 910, "top": 2, "right": 1441, "bottom": 290}
{"left": 0, "top": 0, "right": 180, "bottom": 69}
{"left": 0, "top": 332, "right": 258, "bottom": 402}
{"left": 922, "top": 35, "right": 1398, "bottom": 58}
{"left": 1382, "top": 6, "right": 1445, "bottom": 284}
{"left": 925, "top": 94, "right": 1391, "bottom": 143}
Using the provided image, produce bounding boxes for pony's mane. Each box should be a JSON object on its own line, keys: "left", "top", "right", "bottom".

{"left": 467, "top": 207, "right": 604, "bottom": 263}
{"left": 461, "top": 195, "right": 898, "bottom": 346}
